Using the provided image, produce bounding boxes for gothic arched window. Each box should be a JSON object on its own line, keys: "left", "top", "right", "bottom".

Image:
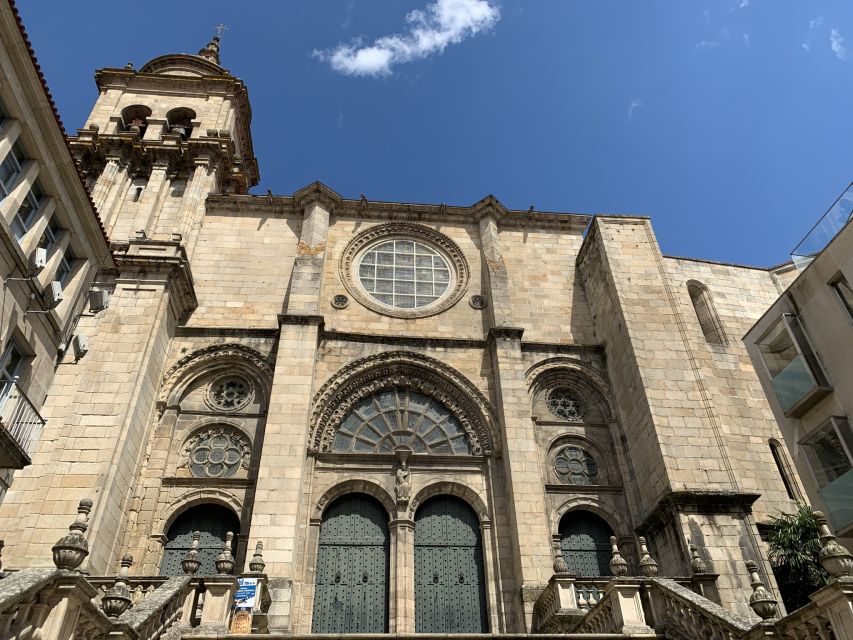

{"left": 332, "top": 388, "right": 472, "bottom": 455}
{"left": 687, "top": 281, "right": 726, "bottom": 345}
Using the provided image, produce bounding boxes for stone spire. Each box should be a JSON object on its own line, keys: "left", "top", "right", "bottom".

{"left": 198, "top": 35, "right": 221, "bottom": 65}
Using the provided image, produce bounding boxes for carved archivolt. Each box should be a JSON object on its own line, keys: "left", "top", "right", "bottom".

{"left": 338, "top": 222, "right": 470, "bottom": 319}
{"left": 309, "top": 351, "right": 498, "bottom": 456}
{"left": 526, "top": 357, "right": 612, "bottom": 420}
{"left": 159, "top": 343, "right": 273, "bottom": 408}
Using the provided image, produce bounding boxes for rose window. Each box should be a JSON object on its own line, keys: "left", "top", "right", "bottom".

{"left": 555, "top": 446, "right": 599, "bottom": 485}
{"left": 547, "top": 388, "right": 585, "bottom": 421}
{"left": 207, "top": 376, "right": 252, "bottom": 411}
{"left": 357, "top": 239, "right": 451, "bottom": 309}
{"left": 186, "top": 428, "right": 250, "bottom": 478}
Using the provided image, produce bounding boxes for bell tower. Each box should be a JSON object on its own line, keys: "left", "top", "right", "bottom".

{"left": 69, "top": 34, "right": 259, "bottom": 256}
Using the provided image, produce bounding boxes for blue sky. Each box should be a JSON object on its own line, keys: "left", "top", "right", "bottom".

{"left": 16, "top": 0, "right": 853, "bottom": 266}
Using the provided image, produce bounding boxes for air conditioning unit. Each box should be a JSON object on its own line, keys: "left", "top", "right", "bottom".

{"left": 43, "top": 280, "right": 63, "bottom": 310}
{"left": 72, "top": 334, "right": 89, "bottom": 360}
{"left": 27, "top": 247, "right": 47, "bottom": 277}
{"left": 88, "top": 288, "right": 109, "bottom": 313}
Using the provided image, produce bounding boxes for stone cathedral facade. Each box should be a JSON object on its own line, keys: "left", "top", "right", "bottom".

{"left": 0, "top": 36, "right": 811, "bottom": 634}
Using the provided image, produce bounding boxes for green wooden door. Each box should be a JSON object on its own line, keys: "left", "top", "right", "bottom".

{"left": 312, "top": 494, "right": 389, "bottom": 633}
{"left": 559, "top": 510, "right": 614, "bottom": 577}
{"left": 415, "top": 496, "right": 488, "bottom": 633}
{"left": 160, "top": 504, "right": 240, "bottom": 575}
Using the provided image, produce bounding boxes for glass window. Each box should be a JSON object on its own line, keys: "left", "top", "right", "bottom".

{"left": 757, "top": 314, "right": 829, "bottom": 414}
{"left": 55, "top": 248, "right": 74, "bottom": 287}
{"left": 831, "top": 277, "right": 853, "bottom": 322}
{"left": 0, "top": 142, "right": 25, "bottom": 197}
{"left": 0, "top": 342, "right": 24, "bottom": 380}
{"left": 358, "top": 239, "right": 451, "bottom": 309}
{"left": 332, "top": 388, "right": 472, "bottom": 454}
{"left": 38, "top": 217, "right": 61, "bottom": 253}
{"left": 802, "top": 417, "right": 853, "bottom": 531}
{"left": 11, "top": 183, "right": 42, "bottom": 242}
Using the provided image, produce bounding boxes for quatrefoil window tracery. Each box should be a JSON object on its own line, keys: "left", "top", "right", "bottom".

{"left": 183, "top": 427, "right": 251, "bottom": 478}
{"left": 554, "top": 446, "right": 599, "bottom": 485}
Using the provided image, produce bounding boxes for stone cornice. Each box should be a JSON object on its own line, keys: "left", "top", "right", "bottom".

{"left": 206, "top": 192, "right": 591, "bottom": 231}
{"left": 111, "top": 238, "right": 197, "bottom": 322}
{"left": 638, "top": 490, "right": 761, "bottom": 534}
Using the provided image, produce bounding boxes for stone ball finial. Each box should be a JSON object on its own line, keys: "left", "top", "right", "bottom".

{"left": 746, "top": 560, "right": 778, "bottom": 620}
{"left": 552, "top": 539, "right": 569, "bottom": 574}
{"left": 689, "top": 543, "right": 707, "bottom": 574}
{"left": 102, "top": 553, "right": 133, "bottom": 617}
{"left": 638, "top": 536, "right": 659, "bottom": 577}
{"left": 609, "top": 536, "right": 629, "bottom": 577}
{"left": 181, "top": 531, "right": 201, "bottom": 575}
{"left": 249, "top": 540, "right": 266, "bottom": 573}
{"left": 814, "top": 511, "right": 853, "bottom": 578}
{"left": 215, "top": 531, "right": 236, "bottom": 575}
{"left": 52, "top": 498, "right": 93, "bottom": 570}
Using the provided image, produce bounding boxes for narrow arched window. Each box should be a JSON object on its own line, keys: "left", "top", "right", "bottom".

{"left": 687, "top": 281, "right": 726, "bottom": 344}
{"left": 769, "top": 439, "right": 802, "bottom": 501}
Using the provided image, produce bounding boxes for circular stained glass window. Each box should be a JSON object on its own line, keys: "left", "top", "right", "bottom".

{"left": 207, "top": 376, "right": 252, "bottom": 412}
{"left": 554, "top": 446, "right": 599, "bottom": 485}
{"left": 547, "top": 388, "right": 585, "bottom": 421}
{"left": 357, "top": 239, "right": 451, "bottom": 309}
{"left": 187, "top": 429, "right": 249, "bottom": 478}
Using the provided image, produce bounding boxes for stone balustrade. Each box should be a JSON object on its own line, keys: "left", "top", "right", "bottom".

{"left": 646, "top": 577, "right": 752, "bottom": 640}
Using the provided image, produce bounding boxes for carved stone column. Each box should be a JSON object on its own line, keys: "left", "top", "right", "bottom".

{"left": 389, "top": 519, "right": 415, "bottom": 633}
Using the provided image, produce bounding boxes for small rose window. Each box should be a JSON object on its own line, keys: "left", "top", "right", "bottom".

{"left": 547, "top": 388, "right": 585, "bottom": 421}
{"left": 185, "top": 428, "right": 250, "bottom": 478}
{"left": 555, "top": 446, "right": 599, "bottom": 485}
{"left": 207, "top": 375, "right": 252, "bottom": 411}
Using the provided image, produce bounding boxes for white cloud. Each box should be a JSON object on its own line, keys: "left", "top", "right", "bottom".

{"left": 739, "top": 0, "right": 749, "bottom": 8}
{"left": 338, "top": 113, "right": 344, "bottom": 130}
{"left": 627, "top": 99, "right": 643, "bottom": 122}
{"left": 700, "top": 9, "right": 711, "bottom": 24}
{"left": 831, "top": 28, "right": 847, "bottom": 60}
{"left": 742, "top": 33, "right": 750, "bottom": 47}
{"left": 803, "top": 16, "right": 823, "bottom": 52}
{"left": 694, "top": 40, "right": 719, "bottom": 52}
{"left": 313, "top": 0, "right": 500, "bottom": 77}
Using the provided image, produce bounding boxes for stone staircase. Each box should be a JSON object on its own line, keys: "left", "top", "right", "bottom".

{"left": 1, "top": 499, "right": 852, "bottom": 639}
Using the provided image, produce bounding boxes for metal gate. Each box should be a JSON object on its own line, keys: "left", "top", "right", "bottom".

{"left": 559, "top": 510, "right": 614, "bottom": 577}
{"left": 160, "top": 504, "right": 240, "bottom": 575}
{"left": 415, "top": 496, "right": 488, "bottom": 633}
{"left": 312, "top": 494, "right": 389, "bottom": 633}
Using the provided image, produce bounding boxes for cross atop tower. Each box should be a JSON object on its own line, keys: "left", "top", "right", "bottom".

{"left": 213, "top": 24, "right": 228, "bottom": 38}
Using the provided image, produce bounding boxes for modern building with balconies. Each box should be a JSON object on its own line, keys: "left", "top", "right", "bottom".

{"left": 0, "top": 1, "right": 112, "bottom": 491}
{"left": 745, "top": 183, "right": 853, "bottom": 546}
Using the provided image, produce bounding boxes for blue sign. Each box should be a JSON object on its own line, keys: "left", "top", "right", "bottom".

{"left": 235, "top": 577, "right": 258, "bottom": 610}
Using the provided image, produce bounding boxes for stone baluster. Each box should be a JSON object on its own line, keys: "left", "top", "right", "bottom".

{"left": 609, "top": 536, "right": 629, "bottom": 576}
{"left": 638, "top": 536, "right": 659, "bottom": 577}
{"left": 215, "top": 531, "right": 235, "bottom": 575}
{"left": 552, "top": 537, "right": 569, "bottom": 574}
{"left": 815, "top": 511, "right": 853, "bottom": 579}
{"left": 181, "top": 531, "right": 201, "bottom": 575}
{"left": 249, "top": 540, "right": 266, "bottom": 573}
{"left": 102, "top": 554, "right": 133, "bottom": 617}
{"left": 746, "top": 560, "right": 778, "bottom": 621}
{"left": 51, "top": 498, "right": 93, "bottom": 571}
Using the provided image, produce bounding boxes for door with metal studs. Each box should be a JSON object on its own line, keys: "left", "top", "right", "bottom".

{"left": 159, "top": 504, "right": 240, "bottom": 576}
{"left": 414, "top": 495, "right": 488, "bottom": 633}
{"left": 559, "top": 510, "right": 614, "bottom": 577}
{"left": 312, "top": 494, "right": 390, "bottom": 633}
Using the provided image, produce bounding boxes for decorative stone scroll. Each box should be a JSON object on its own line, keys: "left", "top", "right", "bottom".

{"left": 308, "top": 351, "right": 498, "bottom": 456}
{"left": 338, "top": 222, "right": 470, "bottom": 319}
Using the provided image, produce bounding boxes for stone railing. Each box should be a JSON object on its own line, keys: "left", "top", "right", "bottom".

{"left": 89, "top": 576, "right": 171, "bottom": 609}
{"left": 741, "top": 577, "right": 853, "bottom": 640}
{"left": 646, "top": 577, "right": 752, "bottom": 640}
{"left": 114, "top": 575, "right": 193, "bottom": 640}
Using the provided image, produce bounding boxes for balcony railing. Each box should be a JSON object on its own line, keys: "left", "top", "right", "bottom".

{"left": 0, "top": 378, "right": 46, "bottom": 468}
{"left": 791, "top": 182, "right": 853, "bottom": 270}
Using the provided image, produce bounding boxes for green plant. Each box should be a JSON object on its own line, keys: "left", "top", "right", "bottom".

{"left": 766, "top": 504, "right": 829, "bottom": 612}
